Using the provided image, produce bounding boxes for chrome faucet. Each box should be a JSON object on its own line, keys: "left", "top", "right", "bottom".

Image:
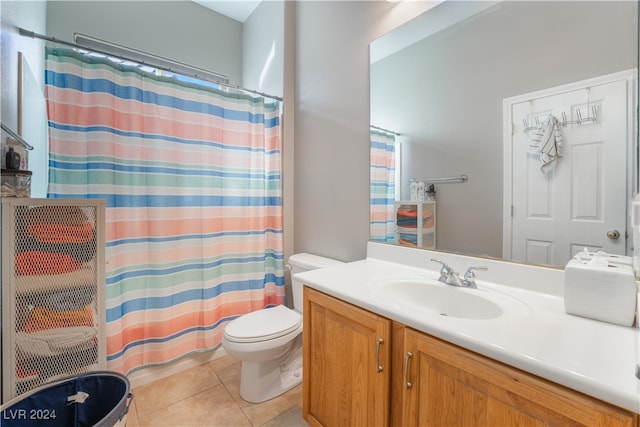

{"left": 461, "top": 266, "right": 488, "bottom": 288}
{"left": 431, "top": 258, "right": 463, "bottom": 286}
{"left": 431, "top": 258, "right": 487, "bottom": 289}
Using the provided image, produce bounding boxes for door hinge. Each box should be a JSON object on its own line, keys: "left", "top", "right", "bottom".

{"left": 511, "top": 205, "right": 514, "bottom": 217}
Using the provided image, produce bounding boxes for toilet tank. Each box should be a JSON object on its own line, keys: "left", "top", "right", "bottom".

{"left": 288, "top": 253, "right": 343, "bottom": 312}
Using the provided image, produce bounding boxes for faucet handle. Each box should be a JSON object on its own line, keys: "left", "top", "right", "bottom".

{"left": 431, "top": 258, "right": 454, "bottom": 274}
{"left": 431, "top": 258, "right": 459, "bottom": 285}
{"left": 464, "top": 266, "right": 487, "bottom": 277}
{"left": 462, "top": 266, "right": 487, "bottom": 287}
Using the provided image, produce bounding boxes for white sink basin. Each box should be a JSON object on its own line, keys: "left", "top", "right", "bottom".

{"left": 369, "top": 274, "right": 529, "bottom": 320}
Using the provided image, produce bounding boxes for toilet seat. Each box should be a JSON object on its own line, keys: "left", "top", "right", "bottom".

{"left": 224, "top": 305, "right": 301, "bottom": 343}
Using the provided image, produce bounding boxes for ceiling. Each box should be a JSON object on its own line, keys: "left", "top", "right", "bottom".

{"left": 193, "top": 0, "right": 262, "bottom": 23}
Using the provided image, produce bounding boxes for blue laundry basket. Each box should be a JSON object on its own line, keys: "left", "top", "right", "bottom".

{"left": 1, "top": 371, "right": 132, "bottom": 427}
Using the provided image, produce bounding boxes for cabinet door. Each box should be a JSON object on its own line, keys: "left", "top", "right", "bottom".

{"left": 400, "top": 328, "right": 637, "bottom": 427}
{"left": 303, "top": 287, "right": 391, "bottom": 427}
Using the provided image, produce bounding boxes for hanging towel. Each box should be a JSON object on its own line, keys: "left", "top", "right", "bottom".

{"left": 528, "top": 114, "right": 563, "bottom": 173}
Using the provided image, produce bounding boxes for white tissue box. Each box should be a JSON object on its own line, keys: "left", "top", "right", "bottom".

{"left": 573, "top": 250, "right": 633, "bottom": 267}
{"left": 564, "top": 258, "right": 637, "bottom": 327}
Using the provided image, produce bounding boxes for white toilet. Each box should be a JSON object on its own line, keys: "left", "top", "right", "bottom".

{"left": 221, "top": 253, "right": 343, "bottom": 403}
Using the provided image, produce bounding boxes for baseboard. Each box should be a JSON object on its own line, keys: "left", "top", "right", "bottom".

{"left": 127, "top": 347, "right": 228, "bottom": 389}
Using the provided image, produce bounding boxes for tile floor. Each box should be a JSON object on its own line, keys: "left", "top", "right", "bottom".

{"left": 127, "top": 355, "right": 308, "bottom": 427}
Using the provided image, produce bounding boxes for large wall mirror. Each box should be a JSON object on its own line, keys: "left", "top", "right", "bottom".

{"left": 370, "top": 0, "right": 638, "bottom": 268}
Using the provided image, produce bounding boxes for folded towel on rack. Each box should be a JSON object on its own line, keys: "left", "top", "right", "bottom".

{"left": 398, "top": 238, "right": 418, "bottom": 248}
{"left": 398, "top": 233, "right": 418, "bottom": 244}
{"left": 396, "top": 208, "right": 434, "bottom": 218}
{"left": 16, "top": 251, "right": 81, "bottom": 276}
{"left": 43, "top": 287, "right": 96, "bottom": 312}
{"left": 23, "top": 305, "right": 94, "bottom": 333}
{"left": 27, "top": 222, "right": 94, "bottom": 244}
{"left": 16, "top": 326, "right": 97, "bottom": 357}
{"left": 529, "top": 114, "right": 563, "bottom": 173}
{"left": 22, "top": 205, "right": 89, "bottom": 227}
{"left": 17, "top": 231, "right": 97, "bottom": 263}
{"left": 397, "top": 214, "right": 434, "bottom": 228}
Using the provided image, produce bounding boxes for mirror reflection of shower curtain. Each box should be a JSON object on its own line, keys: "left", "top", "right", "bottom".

{"left": 370, "top": 129, "right": 396, "bottom": 243}
{"left": 44, "top": 47, "right": 285, "bottom": 375}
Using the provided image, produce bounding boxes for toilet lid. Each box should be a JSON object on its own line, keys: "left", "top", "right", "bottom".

{"left": 224, "top": 305, "right": 302, "bottom": 343}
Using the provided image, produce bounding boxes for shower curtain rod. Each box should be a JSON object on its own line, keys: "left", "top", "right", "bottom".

{"left": 18, "top": 27, "right": 283, "bottom": 102}
{"left": 370, "top": 125, "right": 400, "bottom": 136}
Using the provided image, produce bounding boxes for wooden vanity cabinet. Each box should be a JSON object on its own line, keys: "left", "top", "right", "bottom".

{"left": 304, "top": 288, "right": 639, "bottom": 427}
{"left": 397, "top": 327, "right": 637, "bottom": 427}
{"left": 303, "top": 287, "right": 391, "bottom": 427}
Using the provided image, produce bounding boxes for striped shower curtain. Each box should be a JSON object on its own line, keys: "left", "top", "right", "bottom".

{"left": 370, "top": 129, "right": 396, "bottom": 243}
{"left": 44, "top": 47, "right": 285, "bottom": 374}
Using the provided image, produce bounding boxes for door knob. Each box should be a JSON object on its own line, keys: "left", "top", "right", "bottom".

{"left": 607, "top": 230, "right": 620, "bottom": 240}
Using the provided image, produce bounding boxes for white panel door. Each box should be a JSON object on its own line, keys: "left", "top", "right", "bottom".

{"left": 509, "top": 77, "right": 629, "bottom": 266}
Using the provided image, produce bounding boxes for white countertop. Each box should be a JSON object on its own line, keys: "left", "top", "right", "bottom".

{"left": 294, "top": 243, "right": 640, "bottom": 413}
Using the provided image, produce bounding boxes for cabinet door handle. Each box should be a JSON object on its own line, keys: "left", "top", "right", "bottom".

{"left": 403, "top": 351, "right": 413, "bottom": 389}
{"left": 375, "top": 338, "right": 384, "bottom": 373}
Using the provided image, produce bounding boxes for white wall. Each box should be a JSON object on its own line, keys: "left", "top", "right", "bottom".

{"left": 0, "top": 1, "right": 47, "bottom": 172}
{"left": 1, "top": 1, "right": 47, "bottom": 122}
{"left": 294, "top": 1, "right": 433, "bottom": 262}
{"left": 243, "top": 0, "right": 284, "bottom": 98}
{"left": 46, "top": 1, "right": 243, "bottom": 85}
